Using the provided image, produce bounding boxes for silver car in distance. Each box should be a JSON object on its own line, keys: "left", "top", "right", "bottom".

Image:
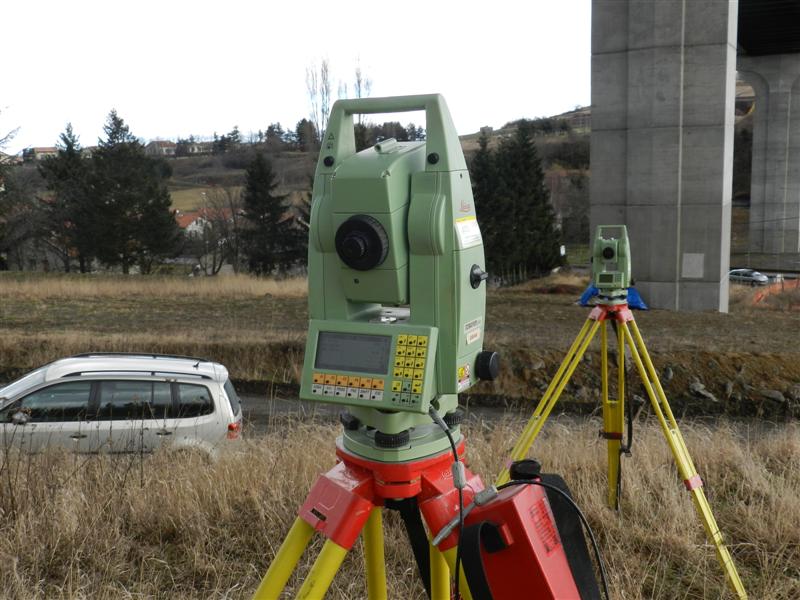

{"left": 0, "top": 353, "right": 243, "bottom": 460}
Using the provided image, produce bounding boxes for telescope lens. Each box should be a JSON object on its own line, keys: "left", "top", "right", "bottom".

{"left": 335, "top": 215, "right": 389, "bottom": 271}
{"left": 602, "top": 246, "right": 615, "bottom": 260}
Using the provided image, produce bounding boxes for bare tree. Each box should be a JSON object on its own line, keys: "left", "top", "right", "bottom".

{"left": 306, "top": 59, "right": 332, "bottom": 144}
{"left": 353, "top": 61, "right": 372, "bottom": 125}
{"left": 188, "top": 187, "right": 245, "bottom": 275}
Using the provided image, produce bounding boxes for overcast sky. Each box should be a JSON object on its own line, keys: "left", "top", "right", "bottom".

{"left": 1, "top": 0, "right": 591, "bottom": 154}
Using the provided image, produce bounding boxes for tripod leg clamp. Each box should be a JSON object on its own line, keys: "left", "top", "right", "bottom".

{"left": 683, "top": 474, "right": 703, "bottom": 491}
{"left": 599, "top": 430, "right": 623, "bottom": 440}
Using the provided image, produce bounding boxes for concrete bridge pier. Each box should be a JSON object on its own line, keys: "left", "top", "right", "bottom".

{"left": 591, "top": 0, "right": 738, "bottom": 311}
{"left": 738, "top": 54, "right": 800, "bottom": 256}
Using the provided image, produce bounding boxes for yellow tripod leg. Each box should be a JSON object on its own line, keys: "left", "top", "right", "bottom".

{"left": 253, "top": 517, "right": 315, "bottom": 599}
{"left": 363, "top": 508, "right": 387, "bottom": 600}
{"left": 295, "top": 539, "right": 349, "bottom": 600}
{"left": 621, "top": 321, "right": 747, "bottom": 599}
{"left": 429, "top": 542, "right": 450, "bottom": 600}
{"left": 497, "top": 317, "right": 601, "bottom": 485}
{"left": 602, "top": 321, "right": 626, "bottom": 509}
{"left": 442, "top": 546, "right": 473, "bottom": 600}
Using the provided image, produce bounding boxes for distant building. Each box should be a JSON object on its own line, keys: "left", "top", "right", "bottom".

{"left": 0, "top": 151, "right": 22, "bottom": 165}
{"left": 144, "top": 140, "right": 177, "bottom": 157}
{"left": 81, "top": 146, "right": 99, "bottom": 159}
{"left": 22, "top": 147, "right": 58, "bottom": 162}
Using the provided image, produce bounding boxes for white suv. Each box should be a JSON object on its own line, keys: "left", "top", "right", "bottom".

{"left": 0, "top": 353, "right": 243, "bottom": 459}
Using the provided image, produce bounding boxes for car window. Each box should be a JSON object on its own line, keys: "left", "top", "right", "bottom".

{"left": 96, "top": 381, "right": 173, "bottom": 420}
{"left": 176, "top": 383, "right": 214, "bottom": 418}
{"left": 3, "top": 381, "right": 91, "bottom": 423}
{"left": 223, "top": 379, "right": 241, "bottom": 416}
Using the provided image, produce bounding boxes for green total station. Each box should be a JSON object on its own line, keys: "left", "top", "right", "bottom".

{"left": 299, "top": 94, "right": 498, "bottom": 461}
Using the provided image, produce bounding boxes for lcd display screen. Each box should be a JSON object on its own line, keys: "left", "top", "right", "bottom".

{"left": 315, "top": 332, "right": 392, "bottom": 375}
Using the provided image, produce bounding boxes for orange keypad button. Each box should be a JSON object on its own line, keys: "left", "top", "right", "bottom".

{"left": 312, "top": 373, "right": 324, "bottom": 384}
{"left": 348, "top": 376, "right": 360, "bottom": 387}
{"left": 371, "top": 379, "right": 384, "bottom": 390}
{"left": 336, "top": 375, "right": 348, "bottom": 386}
{"left": 358, "top": 378, "right": 371, "bottom": 389}
{"left": 324, "top": 374, "right": 336, "bottom": 385}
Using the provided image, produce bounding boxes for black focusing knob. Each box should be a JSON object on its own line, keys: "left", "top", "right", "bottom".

{"left": 335, "top": 214, "right": 389, "bottom": 271}
{"left": 509, "top": 459, "right": 542, "bottom": 481}
{"left": 374, "top": 429, "right": 410, "bottom": 448}
{"left": 470, "top": 264, "right": 488, "bottom": 289}
{"left": 475, "top": 351, "right": 500, "bottom": 381}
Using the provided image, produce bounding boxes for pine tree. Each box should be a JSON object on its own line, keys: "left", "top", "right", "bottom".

{"left": 90, "top": 110, "right": 179, "bottom": 273}
{"left": 242, "top": 152, "right": 292, "bottom": 274}
{"left": 38, "top": 123, "right": 93, "bottom": 272}
{"left": 471, "top": 132, "right": 501, "bottom": 276}
{"left": 494, "top": 122, "right": 562, "bottom": 282}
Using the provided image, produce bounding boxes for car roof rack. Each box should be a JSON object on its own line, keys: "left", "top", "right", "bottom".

{"left": 70, "top": 352, "right": 211, "bottom": 363}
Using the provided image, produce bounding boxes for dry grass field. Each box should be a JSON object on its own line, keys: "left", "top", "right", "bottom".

{"left": 0, "top": 418, "right": 796, "bottom": 599}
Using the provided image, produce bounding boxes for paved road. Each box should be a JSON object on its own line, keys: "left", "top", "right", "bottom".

{"left": 239, "top": 393, "right": 531, "bottom": 434}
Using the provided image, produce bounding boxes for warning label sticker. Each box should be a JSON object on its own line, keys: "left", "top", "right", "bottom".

{"left": 457, "top": 363, "right": 471, "bottom": 392}
{"left": 464, "top": 317, "right": 482, "bottom": 345}
{"left": 455, "top": 216, "right": 482, "bottom": 249}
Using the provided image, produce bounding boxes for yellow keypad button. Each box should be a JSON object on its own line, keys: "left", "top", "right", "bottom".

{"left": 417, "top": 336, "right": 428, "bottom": 347}
{"left": 396, "top": 346, "right": 406, "bottom": 357}
{"left": 414, "top": 359, "right": 425, "bottom": 369}
{"left": 407, "top": 335, "right": 418, "bottom": 347}
{"left": 358, "top": 378, "right": 371, "bottom": 389}
{"left": 391, "top": 380, "right": 402, "bottom": 392}
{"left": 404, "top": 358, "right": 415, "bottom": 368}
{"left": 412, "top": 369, "right": 424, "bottom": 380}
{"left": 403, "top": 368, "right": 414, "bottom": 379}
{"left": 397, "top": 334, "right": 407, "bottom": 345}
{"left": 415, "top": 347, "right": 427, "bottom": 358}
{"left": 336, "top": 375, "right": 348, "bottom": 386}
{"left": 312, "top": 373, "right": 324, "bottom": 384}
{"left": 347, "top": 376, "right": 360, "bottom": 387}
{"left": 324, "top": 374, "right": 336, "bottom": 385}
{"left": 371, "top": 379, "right": 384, "bottom": 390}
{"left": 457, "top": 366, "right": 465, "bottom": 379}
{"left": 412, "top": 380, "right": 423, "bottom": 393}
{"left": 394, "top": 357, "right": 404, "bottom": 368}
{"left": 393, "top": 367, "right": 404, "bottom": 378}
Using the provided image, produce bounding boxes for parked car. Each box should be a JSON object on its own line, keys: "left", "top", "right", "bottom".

{"left": 0, "top": 353, "right": 243, "bottom": 459}
{"left": 728, "top": 268, "right": 769, "bottom": 286}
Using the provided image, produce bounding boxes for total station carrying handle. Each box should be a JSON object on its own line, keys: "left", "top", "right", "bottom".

{"left": 317, "top": 93, "right": 467, "bottom": 173}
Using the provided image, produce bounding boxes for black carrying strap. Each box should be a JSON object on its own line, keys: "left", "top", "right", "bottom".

{"left": 541, "top": 475, "right": 602, "bottom": 600}
{"left": 459, "top": 520, "right": 508, "bottom": 600}
{"left": 384, "top": 498, "right": 431, "bottom": 599}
